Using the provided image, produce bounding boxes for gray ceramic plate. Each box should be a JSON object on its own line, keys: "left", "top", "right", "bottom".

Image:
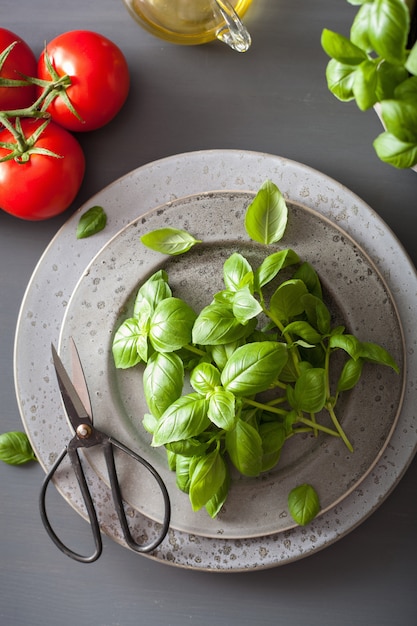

{"left": 58, "top": 191, "right": 404, "bottom": 540}
{"left": 14, "top": 150, "right": 417, "bottom": 570}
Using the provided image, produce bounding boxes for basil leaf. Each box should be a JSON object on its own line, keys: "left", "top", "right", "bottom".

{"left": 76, "top": 205, "right": 107, "bottom": 239}
{"left": 143, "top": 352, "right": 184, "bottom": 418}
{"left": 149, "top": 297, "right": 197, "bottom": 352}
{"left": 368, "top": 0, "right": 409, "bottom": 64}
{"left": 0, "top": 431, "right": 36, "bottom": 465}
{"left": 380, "top": 99, "right": 417, "bottom": 143}
{"left": 269, "top": 279, "right": 309, "bottom": 323}
{"left": 321, "top": 29, "right": 368, "bottom": 65}
{"left": 221, "top": 341, "right": 288, "bottom": 396}
{"left": 350, "top": 3, "right": 373, "bottom": 51}
{"left": 142, "top": 412, "right": 158, "bottom": 435}
{"left": 375, "top": 61, "right": 409, "bottom": 101}
{"left": 232, "top": 285, "right": 263, "bottom": 324}
{"left": 166, "top": 438, "right": 209, "bottom": 457}
{"left": 282, "top": 321, "right": 322, "bottom": 345}
{"left": 325, "top": 59, "right": 356, "bottom": 101}
{"left": 244, "top": 180, "right": 288, "bottom": 244}
{"left": 166, "top": 449, "right": 177, "bottom": 471}
{"left": 210, "top": 340, "right": 244, "bottom": 371}
{"left": 189, "top": 447, "right": 227, "bottom": 511}
{"left": 134, "top": 274, "right": 172, "bottom": 315}
{"left": 359, "top": 340, "right": 400, "bottom": 372}
{"left": 140, "top": 227, "right": 201, "bottom": 255}
{"left": 337, "top": 357, "right": 364, "bottom": 392}
{"left": 373, "top": 131, "right": 417, "bottom": 168}
{"left": 192, "top": 302, "right": 256, "bottom": 346}
{"left": 225, "top": 418, "right": 262, "bottom": 477}
{"left": 223, "top": 252, "right": 253, "bottom": 291}
{"left": 151, "top": 393, "right": 210, "bottom": 446}
{"left": 190, "top": 362, "right": 221, "bottom": 394}
{"left": 329, "top": 333, "right": 362, "bottom": 359}
{"left": 288, "top": 483, "right": 320, "bottom": 526}
{"left": 259, "top": 422, "right": 286, "bottom": 472}
{"left": 175, "top": 454, "right": 192, "bottom": 492}
{"left": 254, "top": 249, "right": 300, "bottom": 290}
{"left": 112, "top": 318, "right": 145, "bottom": 368}
{"left": 208, "top": 389, "right": 236, "bottom": 430}
{"left": 302, "top": 293, "right": 331, "bottom": 335}
{"left": 205, "top": 468, "right": 230, "bottom": 518}
{"left": 287, "top": 368, "right": 327, "bottom": 413}
{"left": 293, "top": 262, "right": 322, "bottom": 299}
{"left": 353, "top": 59, "right": 379, "bottom": 110}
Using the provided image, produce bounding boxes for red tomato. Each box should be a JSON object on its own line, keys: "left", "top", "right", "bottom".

{"left": 0, "top": 118, "right": 85, "bottom": 220}
{"left": 37, "top": 30, "right": 130, "bottom": 132}
{"left": 0, "top": 28, "right": 37, "bottom": 110}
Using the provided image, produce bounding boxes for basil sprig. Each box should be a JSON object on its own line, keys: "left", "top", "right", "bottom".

{"left": 321, "top": 0, "right": 417, "bottom": 168}
{"left": 112, "top": 180, "right": 399, "bottom": 526}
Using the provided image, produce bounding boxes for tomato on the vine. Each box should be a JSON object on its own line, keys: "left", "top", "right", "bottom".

{"left": 0, "top": 28, "right": 37, "bottom": 110}
{"left": 37, "top": 30, "right": 130, "bottom": 132}
{"left": 0, "top": 118, "right": 85, "bottom": 220}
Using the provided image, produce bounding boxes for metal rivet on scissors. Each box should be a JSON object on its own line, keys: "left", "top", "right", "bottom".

{"left": 39, "top": 338, "right": 171, "bottom": 563}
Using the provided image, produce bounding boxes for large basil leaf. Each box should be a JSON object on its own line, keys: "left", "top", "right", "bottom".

{"left": 325, "top": 59, "right": 356, "bottom": 101}
{"left": 151, "top": 393, "right": 210, "bottom": 446}
{"left": 287, "top": 368, "right": 327, "bottom": 413}
{"left": 368, "top": 0, "right": 409, "bottom": 64}
{"left": 225, "top": 418, "right": 262, "bottom": 476}
{"left": 112, "top": 318, "right": 145, "bottom": 368}
{"left": 373, "top": 131, "right": 417, "bottom": 168}
{"left": 143, "top": 351, "right": 184, "bottom": 418}
{"left": 149, "top": 297, "right": 197, "bottom": 352}
{"left": 269, "top": 279, "right": 308, "bottom": 323}
{"left": 192, "top": 302, "right": 256, "bottom": 346}
{"left": 321, "top": 29, "right": 368, "bottom": 64}
{"left": 221, "top": 341, "right": 288, "bottom": 396}
{"left": 244, "top": 180, "right": 288, "bottom": 244}
{"left": 189, "top": 447, "right": 227, "bottom": 511}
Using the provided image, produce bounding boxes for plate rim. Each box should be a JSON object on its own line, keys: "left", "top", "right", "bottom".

{"left": 14, "top": 149, "right": 417, "bottom": 571}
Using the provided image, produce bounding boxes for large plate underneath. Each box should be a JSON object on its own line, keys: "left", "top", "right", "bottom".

{"left": 14, "top": 150, "right": 417, "bottom": 570}
{"left": 59, "top": 190, "right": 403, "bottom": 540}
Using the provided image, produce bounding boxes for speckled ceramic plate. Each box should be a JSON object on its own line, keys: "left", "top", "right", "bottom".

{"left": 57, "top": 190, "right": 404, "bottom": 540}
{"left": 14, "top": 150, "right": 417, "bottom": 570}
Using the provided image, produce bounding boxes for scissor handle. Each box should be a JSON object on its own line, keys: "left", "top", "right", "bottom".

{"left": 39, "top": 445, "right": 102, "bottom": 563}
{"left": 105, "top": 436, "right": 171, "bottom": 553}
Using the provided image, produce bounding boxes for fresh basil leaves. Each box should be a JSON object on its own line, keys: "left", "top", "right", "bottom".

{"left": 0, "top": 431, "right": 37, "bottom": 465}
{"left": 76, "top": 205, "right": 107, "bottom": 239}
{"left": 322, "top": 0, "right": 417, "bottom": 168}
{"left": 112, "top": 179, "right": 399, "bottom": 525}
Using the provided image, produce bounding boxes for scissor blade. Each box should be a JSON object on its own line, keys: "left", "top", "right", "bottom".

{"left": 51, "top": 344, "right": 92, "bottom": 431}
{"left": 69, "top": 337, "right": 93, "bottom": 419}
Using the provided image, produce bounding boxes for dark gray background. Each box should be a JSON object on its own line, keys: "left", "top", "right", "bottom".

{"left": 1, "top": 1, "right": 416, "bottom": 624}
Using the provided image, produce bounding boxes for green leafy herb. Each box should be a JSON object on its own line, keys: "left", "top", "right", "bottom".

{"left": 112, "top": 181, "right": 399, "bottom": 524}
{"left": 76, "top": 205, "right": 107, "bottom": 239}
{"left": 322, "top": 0, "right": 417, "bottom": 168}
{"left": 288, "top": 484, "right": 320, "bottom": 526}
{"left": 0, "top": 431, "right": 37, "bottom": 465}
{"left": 140, "top": 227, "right": 202, "bottom": 255}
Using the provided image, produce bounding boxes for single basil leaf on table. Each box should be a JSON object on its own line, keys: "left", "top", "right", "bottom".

{"left": 288, "top": 483, "right": 320, "bottom": 526}
{"left": 244, "top": 180, "right": 288, "bottom": 244}
{"left": 140, "top": 227, "right": 202, "bottom": 255}
{"left": 76, "top": 205, "right": 107, "bottom": 239}
{"left": 0, "top": 431, "right": 37, "bottom": 465}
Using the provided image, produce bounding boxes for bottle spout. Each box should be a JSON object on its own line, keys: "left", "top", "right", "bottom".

{"left": 214, "top": 0, "right": 252, "bottom": 52}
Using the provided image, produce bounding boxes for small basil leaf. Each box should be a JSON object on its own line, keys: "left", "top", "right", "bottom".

{"left": 325, "top": 59, "right": 356, "bottom": 101}
{"left": 302, "top": 294, "right": 331, "bottom": 335}
{"left": 223, "top": 252, "right": 253, "bottom": 291}
{"left": 244, "top": 180, "right": 288, "bottom": 245}
{"left": 143, "top": 352, "right": 184, "bottom": 418}
{"left": 405, "top": 40, "right": 417, "bottom": 75}
{"left": 254, "top": 248, "right": 300, "bottom": 290}
{"left": 134, "top": 275, "right": 172, "bottom": 315}
{"left": 259, "top": 422, "right": 286, "bottom": 472}
{"left": 352, "top": 59, "right": 378, "bottom": 110}
{"left": 76, "top": 206, "right": 107, "bottom": 239}
{"left": 0, "top": 431, "right": 36, "bottom": 465}
{"left": 210, "top": 339, "right": 244, "bottom": 371}
{"left": 269, "top": 279, "right": 309, "bottom": 324}
{"left": 329, "top": 333, "right": 363, "bottom": 360}
{"left": 190, "top": 362, "right": 221, "bottom": 394}
{"left": 288, "top": 368, "right": 327, "bottom": 413}
{"left": 321, "top": 29, "right": 368, "bottom": 65}
{"left": 189, "top": 447, "right": 227, "bottom": 511}
{"left": 288, "top": 483, "right": 320, "bottom": 526}
{"left": 380, "top": 99, "right": 417, "bottom": 143}
{"left": 368, "top": 0, "right": 409, "bottom": 64}
{"left": 292, "top": 261, "right": 322, "bottom": 299}
{"left": 232, "top": 285, "right": 263, "bottom": 325}
{"left": 112, "top": 318, "right": 144, "bottom": 368}
{"left": 221, "top": 341, "right": 288, "bottom": 396}
{"left": 207, "top": 389, "right": 236, "bottom": 430}
{"left": 282, "top": 321, "right": 323, "bottom": 345}
{"left": 337, "top": 357, "right": 364, "bottom": 393}
{"left": 205, "top": 467, "right": 231, "bottom": 518}
{"left": 175, "top": 454, "right": 192, "bottom": 493}
{"left": 140, "top": 227, "right": 201, "bottom": 255}
{"left": 373, "top": 131, "right": 417, "bottom": 168}
{"left": 350, "top": 3, "right": 373, "bottom": 51}
{"left": 166, "top": 438, "right": 209, "bottom": 457}
{"left": 149, "top": 297, "right": 197, "bottom": 352}
{"left": 151, "top": 393, "right": 210, "bottom": 446}
{"left": 142, "top": 412, "right": 158, "bottom": 435}
{"left": 359, "top": 340, "right": 400, "bottom": 372}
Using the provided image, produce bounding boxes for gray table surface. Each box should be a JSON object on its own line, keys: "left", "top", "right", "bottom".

{"left": 1, "top": 1, "right": 416, "bottom": 624}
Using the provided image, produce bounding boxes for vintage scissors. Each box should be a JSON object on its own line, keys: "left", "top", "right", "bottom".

{"left": 39, "top": 339, "right": 171, "bottom": 563}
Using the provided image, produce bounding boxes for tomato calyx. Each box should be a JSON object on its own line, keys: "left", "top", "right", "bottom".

{"left": 0, "top": 116, "right": 62, "bottom": 163}
{"left": 0, "top": 42, "right": 33, "bottom": 89}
